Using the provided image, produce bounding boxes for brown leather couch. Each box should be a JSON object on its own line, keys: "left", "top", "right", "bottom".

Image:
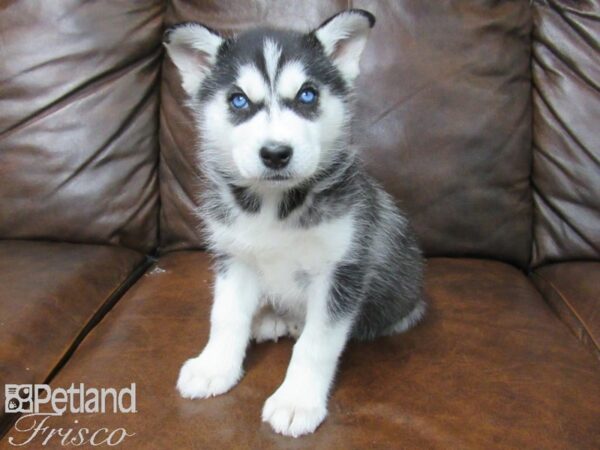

{"left": 1, "top": 1, "right": 598, "bottom": 448}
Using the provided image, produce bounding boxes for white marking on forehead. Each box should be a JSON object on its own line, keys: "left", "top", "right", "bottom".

{"left": 263, "top": 39, "right": 282, "bottom": 87}
{"left": 277, "top": 61, "right": 308, "bottom": 99}
{"left": 236, "top": 64, "right": 268, "bottom": 103}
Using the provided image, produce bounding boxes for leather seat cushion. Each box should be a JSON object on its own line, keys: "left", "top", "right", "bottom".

{"left": 5, "top": 253, "right": 598, "bottom": 449}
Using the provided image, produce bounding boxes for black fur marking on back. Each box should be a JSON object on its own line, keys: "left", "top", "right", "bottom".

{"left": 229, "top": 184, "right": 261, "bottom": 214}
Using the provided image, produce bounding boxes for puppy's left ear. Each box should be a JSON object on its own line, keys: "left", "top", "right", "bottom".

{"left": 313, "top": 9, "right": 375, "bottom": 84}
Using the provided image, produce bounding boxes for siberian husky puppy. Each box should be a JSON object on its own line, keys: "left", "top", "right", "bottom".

{"left": 165, "top": 9, "right": 425, "bottom": 437}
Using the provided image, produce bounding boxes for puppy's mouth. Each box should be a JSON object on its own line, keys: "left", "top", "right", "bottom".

{"left": 236, "top": 169, "right": 302, "bottom": 188}
{"left": 253, "top": 171, "right": 302, "bottom": 189}
{"left": 261, "top": 173, "right": 292, "bottom": 182}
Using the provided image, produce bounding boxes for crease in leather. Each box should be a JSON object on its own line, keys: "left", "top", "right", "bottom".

{"left": 532, "top": 81, "right": 589, "bottom": 159}
{"left": 534, "top": 31, "right": 600, "bottom": 96}
{"left": 107, "top": 172, "right": 159, "bottom": 246}
{"left": 159, "top": 107, "right": 205, "bottom": 223}
{"left": 0, "top": 47, "right": 163, "bottom": 141}
{"left": 535, "top": 0, "right": 597, "bottom": 18}
{"left": 129, "top": 2, "right": 167, "bottom": 35}
{"left": 50, "top": 65, "right": 161, "bottom": 196}
{"left": 159, "top": 153, "right": 201, "bottom": 224}
{"left": 533, "top": 150, "right": 599, "bottom": 257}
{"left": 531, "top": 83, "right": 600, "bottom": 257}
{"left": 159, "top": 106, "right": 203, "bottom": 183}
{"left": 158, "top": 160, "right": 206, "bottom": 252}
{"left": 532, "top": 187, "right": 599, "bottom": 260}
{"left": 532, "top": 271, "right": 600, "bottom": 353}
{"left": 546, "top": 0, "right": 600, "bottom": 49}
{"left": 531, "top": 0, "right": 600, "bottom": 265}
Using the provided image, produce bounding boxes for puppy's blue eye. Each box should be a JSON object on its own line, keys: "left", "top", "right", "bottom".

{"left": 230, "top": 94, "right": 249, "bottom": 109}
{"left": 297, "top": 88, "right": 317, "bottom": 104}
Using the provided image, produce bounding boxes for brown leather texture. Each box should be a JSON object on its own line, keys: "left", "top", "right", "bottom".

{"left": 531, "top": 0, "right": 600, "bottom": 266}
{"left": 5, "top": 253, "right": 597, "bottom": 449}
{"left": 532, "top": 262, "right": 600, "bottom": 358}
{"left": 0, "top": 0, "right": 164, "bottom": 253}
{"left": 159, "top": 1, "right": 533, "bottom": 267}
{"left": 0, "top": 240, "right": 144, "bottom": 427}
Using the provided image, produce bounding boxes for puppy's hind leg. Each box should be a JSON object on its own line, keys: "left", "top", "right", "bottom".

{"left": 177, "top": 259, "right": 260, "bottom": 399}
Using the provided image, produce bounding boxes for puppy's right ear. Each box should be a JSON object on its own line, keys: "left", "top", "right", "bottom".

{"left": 163, "top": 23, "right": 224, "bottom": 97}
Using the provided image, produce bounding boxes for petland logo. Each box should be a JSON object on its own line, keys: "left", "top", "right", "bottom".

{"left": 5, "top": 383, "right": 136, "bottom": 447}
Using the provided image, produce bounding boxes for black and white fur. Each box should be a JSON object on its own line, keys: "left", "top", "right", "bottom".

{"left": 165, "top": 9, "right": 425, "bottom": 437}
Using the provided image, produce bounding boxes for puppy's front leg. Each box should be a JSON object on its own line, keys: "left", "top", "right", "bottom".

{"left": 262, "top": 273, "right": 355, "bottom": 437}
{"left": 177, "top": 259, "right": 260, "bottom": 399}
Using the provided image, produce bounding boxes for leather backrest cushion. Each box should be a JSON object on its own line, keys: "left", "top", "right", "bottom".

{"left": 531, "top": 0, "right": 600, "bottom": 267}
{"left": 0, "top": 0, "right": 164, "bottom": 253}
{"left": 159, "top": 0, "right": 533, "bottom": 267}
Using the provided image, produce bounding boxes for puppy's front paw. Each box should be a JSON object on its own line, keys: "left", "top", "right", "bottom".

{"left": 262, "top": 386, "right": 327, "bottom": 437}
{"left": 176, "top": 353, "right": 242, "bottom": 399}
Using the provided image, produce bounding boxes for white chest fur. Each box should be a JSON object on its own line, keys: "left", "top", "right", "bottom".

{"left": 206, "top": 195, "right": 355, "bottom": 304}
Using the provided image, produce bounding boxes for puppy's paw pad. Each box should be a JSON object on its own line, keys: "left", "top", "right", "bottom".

{"left": 262, "top": 392, "right": 326, "bottom": 437}
{"left": 176, "top": 356, "right": 240, "bottom": 399}
{"left": 252, "top": 313, "right": 289, "bottom": 343}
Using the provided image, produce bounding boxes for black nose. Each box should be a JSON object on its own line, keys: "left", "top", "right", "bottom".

{"left": 260, "top": 144, "right": 293, "bottom": 170}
